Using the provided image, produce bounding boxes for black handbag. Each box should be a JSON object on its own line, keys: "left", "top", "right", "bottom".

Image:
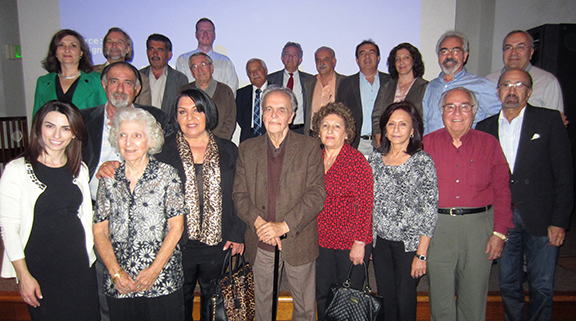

{"left": 324, "top": 262, "right": 383, "bottom": 321}
{"left": 207, "top": 251, "right": 255, "bottom": 321}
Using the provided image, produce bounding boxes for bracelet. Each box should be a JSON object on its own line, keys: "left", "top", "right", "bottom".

{"left": 493, "top": 231, "right": 508, "bottom": 242}
{"left": 112, "top": 268, "right": 124, "bottom": 284}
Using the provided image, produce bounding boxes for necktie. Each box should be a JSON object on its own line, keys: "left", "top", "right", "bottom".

{"left": 287, "top": 73, "right": 294, "bottom": 91}
{"left": 253, "top": 88, "right": 262, "bottom": 136}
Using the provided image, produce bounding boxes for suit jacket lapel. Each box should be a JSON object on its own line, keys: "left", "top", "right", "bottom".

{"left": 513, "top": 105, "right": 535, "bottom": 174}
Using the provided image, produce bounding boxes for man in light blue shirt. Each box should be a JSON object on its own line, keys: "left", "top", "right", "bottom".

{"left": 335, "top": 40, "right": 392, "bottom": 154}
{"left": 176, "top": 18, "right": 239, "bottom": 94}
{"left": 423, "top": 31, "right": 500, "bottom": 134}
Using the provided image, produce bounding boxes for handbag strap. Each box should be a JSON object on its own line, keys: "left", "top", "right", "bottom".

{"left": 220, "top": 249, "right": 234, "bottom": 276}
{"left": 343, "top": 262, "right": 372, "bottom": 293}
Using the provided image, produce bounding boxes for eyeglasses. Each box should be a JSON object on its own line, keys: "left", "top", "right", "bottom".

{"left": 190, "top": 62, "right": 211, "bottom": 70}
{"left": 503, "top": 44, "right": 531, "bottom": 52}
{"left": 498, "top": 82, "right": 531, "bottom": 90}
{"left": 442, "top": 103, "right": 474, "bottom": 113}
{"left": 438, "top": 47, "right": 463, "bottom": 56}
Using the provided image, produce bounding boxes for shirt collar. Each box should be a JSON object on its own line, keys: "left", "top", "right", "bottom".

{"left": 498, "top": 105, "right": 527, "bottom": 124}
{"left": 439, "top": 67, "right": 468, "bottom": 83}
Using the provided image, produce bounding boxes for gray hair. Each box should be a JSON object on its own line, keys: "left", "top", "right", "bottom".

{"left": 101, "top": 61, "right": 141, "bottom": 90}
{"left": 438, "top": 87, "right": 479, "bottom": 114}
{"left": 245, "top": 58, "right": 267, "bottom": 73}
{"left": 282, "top": 42, "right": 303, "bottom": 59}
{"left": 102, "top": 27, "right": 134, "bottom": 62}
{"left": 109, "top": 108, "right": 164, "bottom": 155}
{"left": 261, "top": 85, "right": 298, "bottom": 114}
{"left": 502, "top": 30, "right": 534, "bottom": 51}
{"left": 315, "top": 46, "right": 336, "bottom": 59}
{"left": 189, "top": 51, "right": 213, "bottom": 66}
{"left": 436, "top": 30, "right": 469, "bottom": 54}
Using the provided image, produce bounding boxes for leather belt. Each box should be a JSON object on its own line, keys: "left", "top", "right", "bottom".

{"left": 438, "top": 205, "right": 492, "bottom": 216}
{"left": 360, "top": 135, "right": 372, "bottom": 140}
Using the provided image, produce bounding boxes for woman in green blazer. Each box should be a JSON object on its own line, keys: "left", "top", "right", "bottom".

{"left": 33, "top": 29, "right": 107, "bottom": 115}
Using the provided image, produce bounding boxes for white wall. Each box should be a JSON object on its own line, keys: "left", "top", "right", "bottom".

{"left": 0, "top": 0, "right": 26, "bottom": 117}
{"left": 17, "top": 0, "right": 61, "bottom": 119}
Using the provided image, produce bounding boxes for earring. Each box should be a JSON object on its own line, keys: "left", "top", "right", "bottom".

{"left": 410, "top": 134, "right": 414, "bottom": 138}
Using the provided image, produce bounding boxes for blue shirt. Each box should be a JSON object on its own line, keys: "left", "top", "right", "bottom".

{"left": 359, "top": 72, "right": 380, "bottom": 135}
{"left": 422, "top": 68, "right": 500, "bottom": 134}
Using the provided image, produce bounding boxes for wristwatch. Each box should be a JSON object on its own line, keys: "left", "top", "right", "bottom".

{"left": 415, "top": 254, "right": 427, "bottom": 261}
{"left": 493, "top": 231, "right": 508, "bottom": 242}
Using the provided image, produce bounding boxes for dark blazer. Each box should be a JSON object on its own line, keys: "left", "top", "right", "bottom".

{"left": 476, "top": 105, "right": 573, "bottom": 236}
{"left": 371, "top": 77, "right": 428, "bottom": 143}
{"left": 140, "top": 65, "right": 188, "bottom": 116}
{"left": 267, "top": 69, "right": 313, "bottom": 122}
{"left": 33, "top": 71, "right": 107, "bottom": 114}
{"left": 156, "top": 133, "right": 246, "bottom": 246}
{"left": 236, "top": 84, "right": 267, "bottom": 142}
{"left": 302, "top": 73, "right": 346, "bottom": 136}
{"left": 335, "top": 71, "right": 392, "bottom": 148}
{"left": 233, "top": 131, "right": 326, "bottom": 266}
{"left": 80, "top": 104, "right": 172, "bottom": 179}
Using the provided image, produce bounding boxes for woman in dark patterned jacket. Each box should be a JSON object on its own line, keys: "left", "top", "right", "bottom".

{"left": 312, "top": 102, "right": 374, "bottom": 321}
{"left": 368, "top": 101, "right": 438, "bottom": 321}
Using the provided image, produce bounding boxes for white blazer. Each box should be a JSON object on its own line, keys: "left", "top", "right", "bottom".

{"left": 0, "top": 158, "right": 96, "bottom": 278}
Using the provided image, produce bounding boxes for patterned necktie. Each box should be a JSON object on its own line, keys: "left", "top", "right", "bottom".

{"left": 287, "top": 73, "right": 294, "bottom": 90}
{"left": 253, "top": 88, "right": 262, "bottom": 136}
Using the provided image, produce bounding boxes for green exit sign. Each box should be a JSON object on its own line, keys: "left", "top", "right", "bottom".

{"left": 5, "top": 45, "right": 21, "bottom": 60}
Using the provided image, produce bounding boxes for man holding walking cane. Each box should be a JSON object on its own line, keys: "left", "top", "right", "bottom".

{"left": 233, "top": 85, "right": 326, "bottom": 321}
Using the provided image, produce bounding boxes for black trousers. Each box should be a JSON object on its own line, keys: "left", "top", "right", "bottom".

{"left": 182, "top": 241, "right": 228, "bottom": 321}
{"left": 315, "top": 245, "right": 372, "bottom": 321}
{"left": 107, "top": 289, "right": 184, "bottom": 321}
{"left": 372, "top": 237, "right": 420, "bottom": 321}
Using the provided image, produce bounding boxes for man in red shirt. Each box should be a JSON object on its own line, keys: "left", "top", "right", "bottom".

{"left": 423, "top": 87, "right": 513, "bottom": 321}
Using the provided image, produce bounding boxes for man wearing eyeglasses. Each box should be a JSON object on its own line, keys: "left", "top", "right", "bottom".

{"left": 423, "top": 86, "right": 513, "bottom": 321}
{"left": 477, "top": 69, "right": 573, "bottom": 321}
{"left": 180, "top": 52, "right": 236, "bottom": 140}
{"left": 423, "top": 31, "right": 501, "bottom": 134}
{"left": 486, "top": 30, "right": 564, "bottom": 116}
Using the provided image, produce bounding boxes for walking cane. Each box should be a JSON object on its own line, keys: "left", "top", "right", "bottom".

{"left": 271, "top": 244, "right": 280, "bottom": 321}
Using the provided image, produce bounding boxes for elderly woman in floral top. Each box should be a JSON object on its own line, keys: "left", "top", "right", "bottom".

{"left": 93, "top": 108, "right": 185, "bottom": 321}
{"left": 369, "top": 101, "right": 438, "bottom": 321}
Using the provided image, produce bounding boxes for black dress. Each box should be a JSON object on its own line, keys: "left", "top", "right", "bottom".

{"left": 24, "top": 162, "right": 99, "bottom": 321}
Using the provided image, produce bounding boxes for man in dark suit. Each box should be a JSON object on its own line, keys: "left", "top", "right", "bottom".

{"left": 476, "top": 69, "right": 573, "bottom": 321}
{"left": 81, "top": 62, "right": 171, "bottom": 194}
{"left": 236, "top": 58, "right": 268, "bottom": 142}
{"left": 139, "top": 34, "right": 188, "bottom": 115}
{"left": 335, "top": 40, "right": 392, "bottom": 153}
{"left": 302, "top": 46, "right": 346, "bottom": 136}
{"left": 267, "top": 42, "right": 313, "bottom": 134}
{"left": 233, "top": 86, "right": 325, "bottom": 321}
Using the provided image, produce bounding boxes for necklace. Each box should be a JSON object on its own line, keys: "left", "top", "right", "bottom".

{"left": 58, "top": 72, "right": 81, "bottom": 79}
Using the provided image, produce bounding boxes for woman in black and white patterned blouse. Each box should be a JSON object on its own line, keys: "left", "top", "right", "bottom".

{"left": 368, "top": 101, "right": 438, "bottom": 321}
{"left": 93, "top": 108, "right": 185, "bottom": 321}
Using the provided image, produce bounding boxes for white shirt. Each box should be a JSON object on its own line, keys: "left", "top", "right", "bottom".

{"left": 486, "top": 64, "right": 564, "bottom": 112}
{"left": 282, "top": 69, "right": 305, "bottom": 125}
{"left": 149, "top": 66, "right": 168, "bottom": 108}
{"left": 251, "top": 81, "right": 268, "bottom": 128}
{"left": 175, "top": 48, "right": 239, "bottom": 94}
{"left": 89, "top": 107, "right": 122, "bottom": 200}
{"left": 498, "top": 106, "right": 526, "bottom": 173}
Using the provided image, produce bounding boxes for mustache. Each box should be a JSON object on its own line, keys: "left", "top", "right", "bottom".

{"left": 442, "top": 58, "right": 458, "bottom": 66}
{"left": 505, "top": 94, "right": 519, "bottom": 100}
